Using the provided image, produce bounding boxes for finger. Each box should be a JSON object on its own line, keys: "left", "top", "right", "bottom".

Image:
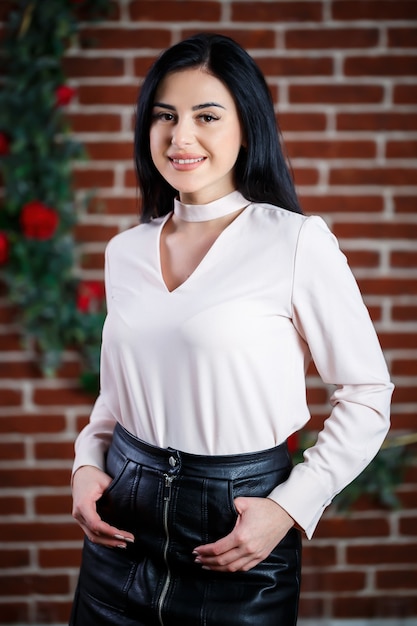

{"left": 74, "top": 510, "right": 135, "bottom": 546}
{"left": 194, "top": 532, "right": 238, "bottom": 558}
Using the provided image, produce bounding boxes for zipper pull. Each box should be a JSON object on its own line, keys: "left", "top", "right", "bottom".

{"left": 164, "top": 473, "right": 175, "bottom": 501}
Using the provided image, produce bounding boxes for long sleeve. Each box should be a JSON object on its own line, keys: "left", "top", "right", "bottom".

{"left": 268, "top": 216, "right": 394, "bottom": 538}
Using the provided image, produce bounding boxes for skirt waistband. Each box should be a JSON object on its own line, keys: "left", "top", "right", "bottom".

{"left": 112, "top": 422, "right": 291, "bottom": 480}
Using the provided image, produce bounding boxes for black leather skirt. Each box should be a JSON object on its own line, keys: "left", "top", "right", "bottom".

{"left": 70, "top": 423, "right": 301, "bottom": 625}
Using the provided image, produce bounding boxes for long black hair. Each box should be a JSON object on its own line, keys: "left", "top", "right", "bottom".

{"left": 134, "top": 33, "right": 302, "bottom": 221}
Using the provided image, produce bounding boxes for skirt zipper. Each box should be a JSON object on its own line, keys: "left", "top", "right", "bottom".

{"left": 157, "top": 473, "right": 176, "bottom": 626}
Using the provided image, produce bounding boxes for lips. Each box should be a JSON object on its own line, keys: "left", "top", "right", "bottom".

{"left": 168, "top": 154, "right": 207, "bottom": 170}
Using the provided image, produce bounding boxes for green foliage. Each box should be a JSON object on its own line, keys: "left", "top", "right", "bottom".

{"left": 0, "top": 0, "right": 110, "bottom": 381}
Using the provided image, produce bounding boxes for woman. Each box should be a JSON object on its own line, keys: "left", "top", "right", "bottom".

{"left": 70, "top": 33, "right": 393, "bottom": 625}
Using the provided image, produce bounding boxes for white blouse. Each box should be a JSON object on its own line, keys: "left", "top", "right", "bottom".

{"left": 73, "top": 191, "right": 393, "bottom": 538}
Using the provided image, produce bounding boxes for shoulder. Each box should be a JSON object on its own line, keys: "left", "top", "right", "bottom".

{"left": 248, "top": 201, "right": 332, "bottom": 241}
{"left": 105, "top": 216, "right": 166, "bottom": 257}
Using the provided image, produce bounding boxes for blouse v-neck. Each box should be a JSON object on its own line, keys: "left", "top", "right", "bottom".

{"left": 158, "top": 191, "right": 251, "bottom": 293}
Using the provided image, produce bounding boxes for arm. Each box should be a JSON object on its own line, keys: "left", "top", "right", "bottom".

{"left": 194, "top": 216, "right": 393, "bottom": 570}
{"left": 269, "top": 216, "right": 394, "bottom": 538}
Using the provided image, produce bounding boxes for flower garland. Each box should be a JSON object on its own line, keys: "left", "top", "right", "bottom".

{"left": 0, "top": 0, "right": 111, "bottom": 389}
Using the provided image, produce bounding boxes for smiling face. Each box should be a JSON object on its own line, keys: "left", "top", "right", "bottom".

{"left": 150, "top": 68, "right": 244, "bottom": 205}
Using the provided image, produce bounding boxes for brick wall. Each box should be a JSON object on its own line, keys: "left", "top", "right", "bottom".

{"left": 0, "top": 0, "right": 416, "bottom": 623}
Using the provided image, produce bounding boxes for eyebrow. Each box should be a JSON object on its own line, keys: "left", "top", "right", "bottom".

{"left": 153, "top": 101, "right": 226, "bottom": 111}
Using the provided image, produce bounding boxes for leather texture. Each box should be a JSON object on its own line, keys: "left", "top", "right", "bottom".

{"left": 70, "top": 423, "right": 301, "bottom": 625}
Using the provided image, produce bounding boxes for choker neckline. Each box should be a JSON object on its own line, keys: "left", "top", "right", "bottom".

{"left": 174, "top": 191, "right": 250, "bottom": 222}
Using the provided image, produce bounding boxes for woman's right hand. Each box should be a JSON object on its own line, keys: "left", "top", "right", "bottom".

{"left": 71, "top": 465, "right": 135, "bottom": 548}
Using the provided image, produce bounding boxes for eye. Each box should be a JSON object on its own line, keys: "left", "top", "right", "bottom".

{"left": 198, "top": 113, "right": 219, "bottom": 123}
{"left": 152, "top": 111, "right": 175, "bottom": 122}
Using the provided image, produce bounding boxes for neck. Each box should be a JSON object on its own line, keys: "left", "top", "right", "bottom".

{"left": 174, "top": 190, "right": 249, "bottom": 222}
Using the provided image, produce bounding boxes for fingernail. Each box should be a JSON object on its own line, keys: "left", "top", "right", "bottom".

{"left": 114, "top": 534, "right": 135, "bottom": 543}
{"left": 194, "top": 556, "right": 201, "bottom": 563}
{"left": 202, "top": 566, "right": 211, "bottom": 570}
{"left": 117, "top": 544, "right": 127, "bottom": 549}
{"left": 192, "top": 551, "right": 199, "bottom": 556}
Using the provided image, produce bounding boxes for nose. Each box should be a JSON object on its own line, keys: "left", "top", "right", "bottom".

{"left": 171, "top": 116, "right": 194, "bottom": 147}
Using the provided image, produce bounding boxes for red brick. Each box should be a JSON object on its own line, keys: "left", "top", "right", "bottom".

{"left": 306, "top": 387, "right": 328, "bottom": 405}
{"left": 39, "top": 547, "right": 82, "bottom": 569}
{"left": 333, "top": 222, "right": 417, "bottom": 240}
{"left": 391, "top": 359, "right": 417, "bottom": 377}
{"left": 286, "top": 27, "right": 379, "bottom": 49}
{"left": 0, "top": 522, "right": 81, "bottom": 542}
{"left": 302, "top": 570, "right": 366, "bottom": 592}
{"left": 0, "top": 389, "right": 22, "bottom": 407}
{"left": 88, "top": 196, "right": 140, "bottom": 217}
{"left": 300, "top": 195, "right": 383, "bottom": 214}
{"left": 279, "top": 112, "right": 327, "bottom": 132}
{"left": 379, "top": 330, "right": 417, "bottom": 347}
{"left": 344, "top": 249, "right": 380, "bottom": 268}
{"left": 63, "top": 56, "right": 124, "bottom": 77}
{"left": 302, "top": 544, "right": 337, "bottom": 567}
{"left": 392, "top": 386, "right": 417, "bottom": 403}
{"left": 80, "top": 251, "right": 105, "bottom": 270}
{"left": 133, "top": 56, "right": 159, "bottom": 78}
{"left": 315, "top": 515, "right": 390, "bottom": 539}
{"left": 399, "top": 516, "right": 417, "bottom": 536}
{"left": 0, "top": 549, "right": 30, "bottom": 568}
{"left": 0, "top": 333, "right": 25, "bottom": 351}
{"left": 84, "top": 141, "right": 133, "bottom": 161}
{"left": 391, "top": 250, "right": 417, "bottom": 268}
{"left": 389, "top": 27, "right": 417, "bottom": 48}
{"left": 34, "top": 601, "right": 74, "bottom": 625}
{"left": 32, "top": 387, "right": 95, "bottom": 407}
{"left": 257, "top": 56, "right": 333, "bottom": 77}
{"left": 377, "top": 568, "right": 417, "bottom": 590}
{"left": 388, "top": 413, "right": 415, "bottom": 429}
{"left": 337, "top": 112, "right": 417, "bottom": 132}
{"left": 130, "top": 0, "right": 221, "bottom": 21}
{"left": 290, "top": 84, "right": 383, "bottom": 104}
{"left": 78, "top": 84, "right": 138, "bottom": 106}
{"left": 0, "top": 414, "right": 66, "bottom": 434}
{"left": 292, "top": 167, "right": 319, "bottom": 186}
{"left": 80, "top": 27, "right": 171, "bottom": 50}
{"left": 0, "top": 441, "right": 25, "bottom": 460}
{"left": 0, "top": 360, "right": 39, "bottom": 378}
{"left": 69, "top": 112, "right": 122, "bottom": 133}
{"left": 0, "top": 496, "right": 25, "bottom": 515}
{"left": 181, "top": 28, "right": 276, "bottom": 50}
{"left": 332, "top": 1, "right": 417, "bottom": 20}
{"left": 35, "top": 494, "right": 72, "bottom": 516}
{"left": 392, "top": 306, "right": 417, "bottom": 322}
{"left": 333, "top": 596, "right": 378, "bottom": 619}
{"left": 73, "top": 168, "right": 115, "bottom": 190}
{"left": 394, "top": 85, "right": 417, "bottom": 104}
{"left": 231, "top": 1, "right": 323, "bottom": 21}
{"left": 345, "top": 55, "right": 417, "bottom": 77}
{"left": 393, "top": 196, "right": 417, "bottom": 213}
{"left": 0, "top": 574, "right": 69, "bottom": 596}
{"left": 287, "top": 139, "right": 376, "bottom": 159}
{"left": 349, "top": 542, "right": 417, "bottom": 566}
{"left": 35, "top": 441, "right": 74, "bottom": 461}
{"left": 75, "top": 222, "right": 119, "bottom": 243}
{"left": 0, "top": 602, "right": 29, "bottom": 623}
{"left": 329, "top": 167, "right": 417, "bottom": 187}
{"left": 0, "top": 468, "right": 71, "bottom": 489}
{"left": 298, "top": 596, "right": 325, "bottom": 619}
{"left": 386, "top": 140, "right": 417, "bottom": 159}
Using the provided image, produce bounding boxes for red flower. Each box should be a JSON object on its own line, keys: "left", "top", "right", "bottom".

{"left": 0, "top": 132, "right": 10, "bottom": 155}
{"left": 55, "top": 85, "right": 76, "bottom": 106}
{"left": 0, "top": 231, "right": 8, "bottom": 265}
{"left": 77, "top": 281, "right": 105, "bottom": 313}
{"left": 20, "top": 201, "right": 59, "bottom": 240}
{"left": 287, "top": 432, "right": 299, "bottom": 454}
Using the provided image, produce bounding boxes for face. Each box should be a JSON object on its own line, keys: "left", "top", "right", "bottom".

{"left": 150, "top": 68, "right": 244, "bottom": 205}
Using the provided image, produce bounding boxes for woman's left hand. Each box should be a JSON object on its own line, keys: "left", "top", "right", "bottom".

{"left": 193, "top": 497, "right": 295, "bottom": 572}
